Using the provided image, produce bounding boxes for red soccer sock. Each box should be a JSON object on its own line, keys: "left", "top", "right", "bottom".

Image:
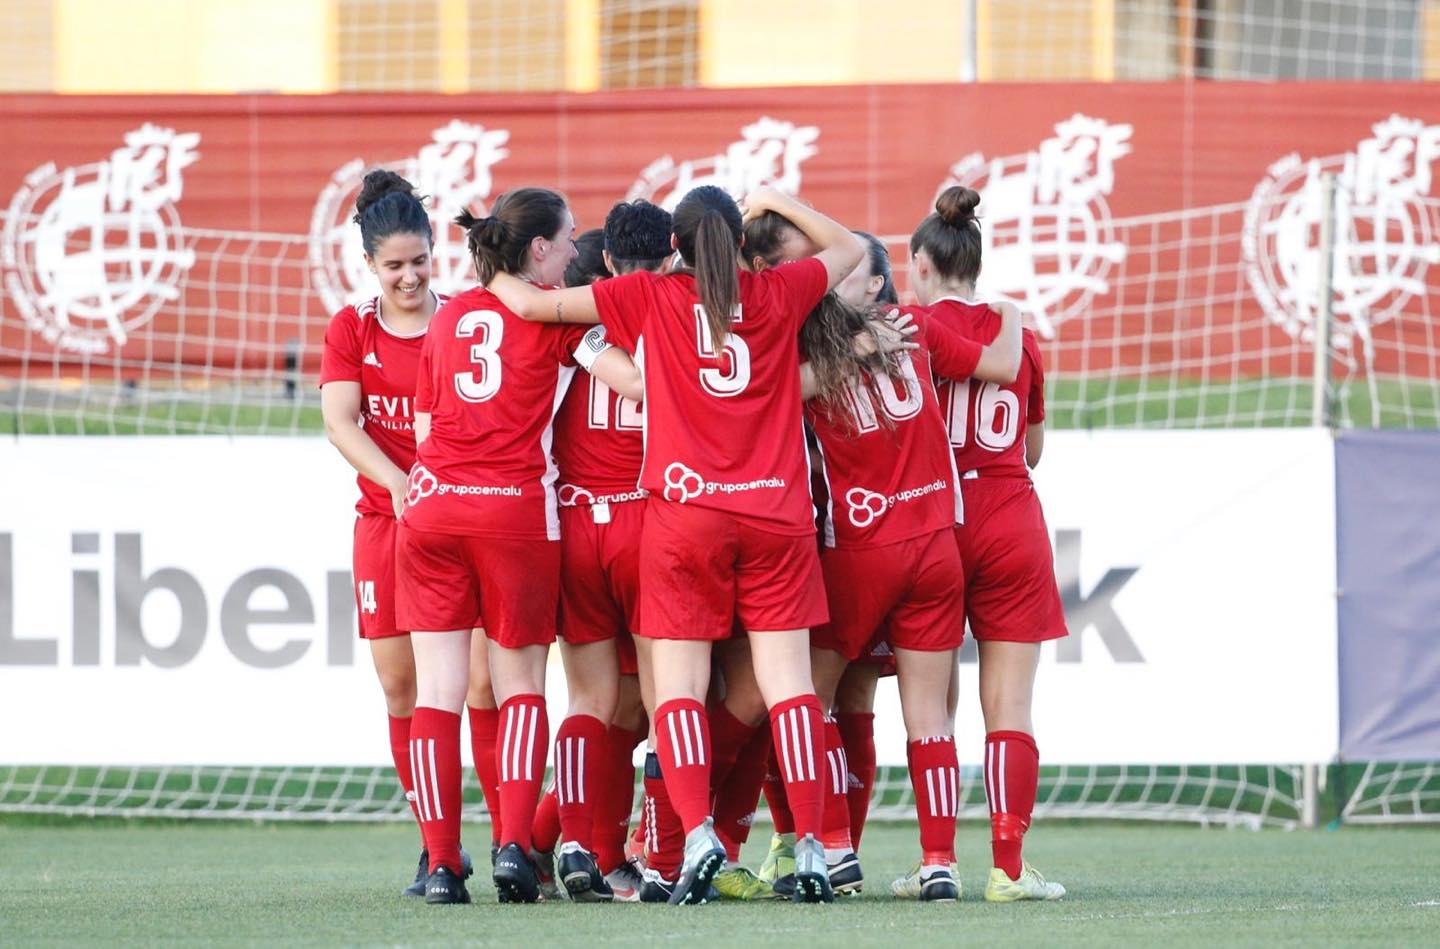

{"left": 707, "top": 701, "right": 760, "bottom": 792}
{"left": 532, "top": 784, "right": 560, "bottom": 853}
{"left": 820, "top": 717, "right": 853, "bottom": 851}
{"left": 497, "top": 694, "right": 549, "bottom": 851}
{"left": 761, "top": 749, "right": 795, "bottom": 835}
{"left": 986, "top": 730, "right": 1040, "bottom": 880}
{"left": 836, "top": 712, "right": 876, "bottom": 850}
{"left": 554, "top": 713, "right": 608, "bottom": 851}
{"left": 409, "top": 706, "right": 464, "bottom": 874}
{"left": 467, "top": 705, "right": 503, "bottom": 846}
{"left": 908, "top": 735, "right": 959, "bottom": 866}
{"left": 713, "top": 724, "right": 771, "bottom": 860}
{"left": 388, "top": 713, "right": 420, "bottom": 828}
{"left": 643, "top": 751, "right": 683, "bottom": 879}
{"left": 655, "top": 698, "right": 713, "bottom": 833}
{"left": 768, "top": 695, "right": 826, "bottom": 839}
{"left": 593, "top": 725, "right": 643, "bottom": 873}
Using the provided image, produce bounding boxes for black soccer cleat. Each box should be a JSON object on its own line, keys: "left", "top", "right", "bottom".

{"left": 424, "top": 865, "right": 472, "bottom": 905}
{"left": 558, "top": 842, "right": 614, "bottom": 903}
{"left": 404, "top": 848, "right": 429, "bottom": 897}
{"left": 493, "top": 843, "right": 541, "bottom": 904}
{"left": 827, "top": 850, "right": 864, "bottom": 895}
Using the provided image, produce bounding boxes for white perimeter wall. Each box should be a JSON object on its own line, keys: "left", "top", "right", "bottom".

{"left": 0, "top": 431, "right": 1337, "bottom": 766}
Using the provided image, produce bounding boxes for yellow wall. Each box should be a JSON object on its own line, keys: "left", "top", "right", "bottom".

{"left": 700, "top": 0, "right": 967, "bottom": 86}
{"left": 53, "top": 0, "right": 334, "bottom": 93}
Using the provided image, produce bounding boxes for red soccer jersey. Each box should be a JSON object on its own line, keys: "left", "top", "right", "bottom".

{"left": 405, "top": 286, "right": 585, "bottom": 540}
{"left": 927, "top": 297, "right": 1046, "bottom": 480}
{"left": 319, "top": 293, "right": 447, "bottom": 516}
{"left": 592, "top": 258, "right": 829, "bottom": 535}
{"left": 807, "top": 314, "right": 981, "bottom": 548}
{"left": 552, "top": 325, "right": 646, "bottom": 505}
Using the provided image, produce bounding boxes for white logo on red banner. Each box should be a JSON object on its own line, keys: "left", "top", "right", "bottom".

{"left": 627, "top": 117, "right": 819, "bottom": 212}
{"left": 2, "top": 124, "right": 200, "bottom": 355}
{"left": 938, "top": 114, "right": 1131, "bottom": 339}
{"left": 1243, "top": 114, "right": 1440, "bottom": 354}
{"left": 308, "top": 120, "right": 510, "bottom": 313}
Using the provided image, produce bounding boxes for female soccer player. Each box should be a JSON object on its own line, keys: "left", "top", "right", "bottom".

{"left": 397, "top": 187, "right": 587, "bottom": 905}
{"left": 800, "top": 290, "right": 1019, "bottom": 901}
{"left": 485, "top": 184, "right": 865, "bottom": 905}
{"left": 319, "top": 169, "right": 484, "bottom": 896}
{"left": 905, "top": 185, "right": 1068, "bottom": 903}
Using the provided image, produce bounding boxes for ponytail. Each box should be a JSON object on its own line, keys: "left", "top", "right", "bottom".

{"left": 694, "top": 209, "right": 741, "bottom": 345}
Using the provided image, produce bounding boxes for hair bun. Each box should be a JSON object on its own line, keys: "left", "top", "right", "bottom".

{"left": 934, "top": 186, "right": 980, "bottom": 227}
{"left": 353, "top": 168, "right": 417, "bottom": 223}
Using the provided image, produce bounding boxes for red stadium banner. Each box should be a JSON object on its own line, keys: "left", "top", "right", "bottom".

{"left": 2, "top": 83, "right": 1437, "bottom": 381}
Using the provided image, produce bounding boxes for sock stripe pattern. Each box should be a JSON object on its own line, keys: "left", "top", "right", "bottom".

{"left": 827, "top": 744, "right": 849, "bottom": 796}
{"left": 557, "top": 736, "right": 587, "bottom": 805}
{"left": 985, "top": 739, "right": 1008, "bottom": 815}
{"left": 501, "top": 701, "right": 541, "bottom": 783}
{"left": 409, "top": 737, "right": 444, "bottom": 821}
{"left": 665, "top": 706, "right": 706, "bottom": 767}
{"left": 776, "top": 705, "right": 817, "bottom": 783}
{"left": 923, "top": 764, "right": 959, "bottom": 818}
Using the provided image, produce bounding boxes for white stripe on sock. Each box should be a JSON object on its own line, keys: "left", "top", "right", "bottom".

{"left": 427, "top": 738, "right": 444, "bottom": 821}
{"left": 925, "top": 767, "right": 938, "bottom": 818}
{"left": 501, "top": 705, "right": 515, "bottom": 784}
{"left": 411, "top": 739, "right": 432, "bottom": 822}
{"left": 799, "top": 707, "right": 816, "bottom": 782}
{"left": 576, "top": 736, "right": 587, "bottom": 805}
{"left": 666, "top": 712, "right": 685, "bottom": 770}
{"left": 689, "top": 709, "right": 706, "bottom": 766}
{"left": 996, "top": 741, "right": 1008, "bottom": 814}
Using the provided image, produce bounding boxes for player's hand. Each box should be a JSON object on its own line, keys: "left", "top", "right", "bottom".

{"left": 387, "top": 476, "right": 408, "bottom": 520}
{"left": 740, "top": 185, "right": 783, "bottom": 223}
{"left": 863, "top": 308, "right": 919, "bottom": 356}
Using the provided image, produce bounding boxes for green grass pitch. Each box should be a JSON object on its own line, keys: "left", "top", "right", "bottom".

{"left": 2, "top": 819, "right": 1437, "bottom": 946}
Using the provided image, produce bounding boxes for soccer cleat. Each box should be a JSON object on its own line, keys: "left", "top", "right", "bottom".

{"left": 424, "top": 866, "right": 472, "bottom": 905}
{"left": 492, "top": 843, "right": 541, "bottom": 904}
{"left": 757, "top": 832, "right": 795, "bottom": 884}
{"left": 890, "top": 862, "right": 962, "bottom": 901}
{"left": 558, "top": 842, "right": 614, "bottom": 903}
{"left": 669, "top": 817, "right": 727, "bottom": 906}
{"left": 403, "top": 848, "right": 428, "bottom": 897}
{"left": 405, "top": 846, "right": 474, "bottom": 897}
{"left": 826, "top": 850, "right": 864, "bottom": 895}
{"left": 713, "top": 865, "right": 779, "bottom": 901}
{"left": 639, "top": 867, "right": 679, "bottom": 903}
{"left": 984, "top": 863, "right": 1066, "bottom": 902}
{"left": 530, "top": 847, "right": 561, "bottom": 901}
{"left": 791, "top": 834, "right": 835, "bottom": 904}
{"left": 604, "top": 858, "right": 645, "bottom": 902}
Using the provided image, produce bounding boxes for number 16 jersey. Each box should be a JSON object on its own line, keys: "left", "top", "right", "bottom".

{"left": 927, "top": 297, "right": 1046, "bottom": 480}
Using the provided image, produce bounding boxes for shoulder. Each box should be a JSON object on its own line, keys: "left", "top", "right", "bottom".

{"left": 324, "top": 299, "right": 372, "bottom": 344}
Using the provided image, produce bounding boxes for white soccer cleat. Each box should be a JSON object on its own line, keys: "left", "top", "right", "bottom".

{"left": 984, "top": 863, "right": 1065, "bottom": 902}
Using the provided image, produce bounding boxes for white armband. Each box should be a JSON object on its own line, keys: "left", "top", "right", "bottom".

{"left": 574, "top": 325, "right": 614, "bottom": 372}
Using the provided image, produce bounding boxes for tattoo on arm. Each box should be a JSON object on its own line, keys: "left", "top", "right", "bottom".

{"left": 555, "top": 300, "right": 565, "bottom": 323}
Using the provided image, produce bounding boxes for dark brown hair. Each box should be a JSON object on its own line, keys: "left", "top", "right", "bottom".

{"left": 672, "top": 185, "right": 742, "bottom": 345}
{"left": 908, "top": 186, "right": 982, "bottom": 286}
{"left": 799, "top": 293, "right": 908, "bottom": 434}
{"left": 455, "top": 187, "right": 568, "bottom": 285}
{"left": 354, "top": 169, "right": 430, "bottom": 257}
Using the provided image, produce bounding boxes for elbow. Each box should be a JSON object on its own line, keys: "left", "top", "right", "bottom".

{"left": 996, "top": 361, "right": 1020, "bottom": 385}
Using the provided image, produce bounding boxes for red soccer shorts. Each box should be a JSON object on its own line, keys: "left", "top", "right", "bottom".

{"left": 395, "top": 525, "right": 559, "bottom": 648}
{"left": 559, "top": 500, "right": 641, "bottom": 675}
{"left": 352, "top": 514, "right": 405, "bottom": 640}
{"left": 638, "top": 499, "right": 829, "bottom": 640}
{"left": 953, "top": 477, "right": 1069, "bottom": 643}
{"left": 812, "top": 527, "right": 965, "bottom": 661}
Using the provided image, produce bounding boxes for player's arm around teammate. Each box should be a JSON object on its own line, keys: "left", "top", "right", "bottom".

{"left": 489, "top": 185, "right": 864, "bottom": 905}
{"left": 398, "top": 187, "right": 584, "bottom": 906}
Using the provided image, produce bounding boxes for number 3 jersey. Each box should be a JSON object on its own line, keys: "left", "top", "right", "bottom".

{"left": 926, "top": 297, "right": 1046, "bottom": 480}
{"left": 807, "top": 311, "right": 983, "bottom": 548}
{"left": 405, "top": 286, "right": 585, "bottom": 540}
{"left": 591, "top": 258, "right": 829, "bottom": 536}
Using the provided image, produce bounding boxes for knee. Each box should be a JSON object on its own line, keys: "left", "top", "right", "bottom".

{"left": 376, "top": 667, "right": 416, "bottom": 716}
{"left": 466, "top": 679, "right": 497, "bottom": 710}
